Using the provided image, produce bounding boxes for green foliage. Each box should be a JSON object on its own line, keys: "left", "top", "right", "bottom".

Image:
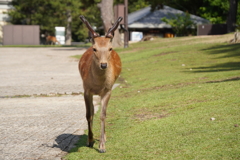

{"left": 128, "top": 0, "right": 150, "bottom": 13}
{"left": 199, "top": 0, "right": 229, "bottom": 24}
{"left": 8, "top": 0, "right": 148, "bottom": 41}
{"left": 115, "top": 0, "right": 150, "bottom": 13}
{"left": 71, "top": 3, "right": 102, "bottom": 41}
{"left": 162, "top": 12, "right": 196, "bottom": 36}
{"left": 148, "top": 0, "right": 240, "bottom": 25}
{"left": 8, "top": 0, "right": 240, "bottom": 41}
{"left": 147, "top": 0, "right": 204, "bottom": 15}
{"left": 8, "top": 0, "right": 101, "bottom": 41}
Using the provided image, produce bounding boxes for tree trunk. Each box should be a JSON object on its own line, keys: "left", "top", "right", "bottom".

{"left": 227, "top": 0, "right": 238, "bottom": 32}
{"left": 65, "top": 10, "right": 72, "bottom": 45}
{"left": 98, "top": 0, "right": 122, "bottom": 47}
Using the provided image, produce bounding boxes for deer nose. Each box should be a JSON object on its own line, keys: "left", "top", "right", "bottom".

{"left": 100, "top": 63, "right": 108, "bottom": 69}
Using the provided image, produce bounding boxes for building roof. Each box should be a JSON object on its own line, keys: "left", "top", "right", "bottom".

{"left": 128, "top": 6, "right": 210, "bottom": 29}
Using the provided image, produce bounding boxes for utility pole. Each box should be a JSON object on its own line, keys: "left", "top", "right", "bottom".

{"left": 124, "top": 0, "right": 128, "bottom": 48}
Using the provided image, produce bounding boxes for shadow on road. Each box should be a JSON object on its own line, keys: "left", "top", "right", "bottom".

{"left": 52, "top": 134, "right": 81, "bottom": 152}
{"left": 41, "top": 133, "right": 81, "bottom": 152}
{"left": 47, "top": 134, "right": 98, "bottom": 153}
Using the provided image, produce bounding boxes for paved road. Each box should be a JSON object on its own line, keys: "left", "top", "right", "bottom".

{"left": 0, "top": 48, "right": 98, "bottom": 159}
{"left": 0, "top": 48, "right": 85, "bottom": 97}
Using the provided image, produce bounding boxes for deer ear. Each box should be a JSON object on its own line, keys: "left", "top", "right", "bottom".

{"left": 89, "top": 37, "right": 95, "bottom": 44}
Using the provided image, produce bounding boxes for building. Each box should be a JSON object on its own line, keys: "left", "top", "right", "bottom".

{"left": 128, "top": 6, "right": 210, "bottom": 40}
{"left": 0, "top": 0, "right": 12, "bottom": 44}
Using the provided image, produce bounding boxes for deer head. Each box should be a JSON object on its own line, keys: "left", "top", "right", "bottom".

{"left": 80, "top": 15, "right": 123, "bottom": 70}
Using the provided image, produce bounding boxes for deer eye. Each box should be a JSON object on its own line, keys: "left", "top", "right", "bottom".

{"left": 109, "top": 48, "right": 112, "bottom": 52}
{"left": 93, "top": 48, "right": 97, "bottom": 52}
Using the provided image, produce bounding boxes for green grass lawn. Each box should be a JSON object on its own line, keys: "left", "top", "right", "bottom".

{"left": 65, "top": 35, "right": 240, "bottom": 160}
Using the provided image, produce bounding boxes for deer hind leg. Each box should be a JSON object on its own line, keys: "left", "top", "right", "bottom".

{"left": 99, "top": 91, "right": 111, "bottom": 153}
{"left": 84, "top": 91, "right": 95, "bottom": 147}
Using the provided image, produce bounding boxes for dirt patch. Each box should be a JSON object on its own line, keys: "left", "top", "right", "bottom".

{"left": 153, "top": 51, "right": 178, "bottom": 57}
{"left": 134, "top": 112, "right": 168, "bottom": 121}
{"left": 139, "top": 80, "right": 201, "bottom": 93}
{"left": 175, "top": 34, "right": 234, "bottom": 43}
{"left": 206, "top": 76, "right": 240, "bottom": 83}
{"left": 117, "top": 76, "right": 131, "bottom": 89}
{"left": 133, "top": 107, "right": 169, "bottom": 121}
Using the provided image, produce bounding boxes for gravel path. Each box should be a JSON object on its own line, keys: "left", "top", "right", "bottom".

{"left": 0, "top": 47, "right": 98, "bottom": 159}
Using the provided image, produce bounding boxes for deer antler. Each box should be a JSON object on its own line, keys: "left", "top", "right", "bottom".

{"left": 106, "top": 17, "right": 123, "bottom": 39}
{"left": 80, "top": 15, "right": 100, "bottom": 38}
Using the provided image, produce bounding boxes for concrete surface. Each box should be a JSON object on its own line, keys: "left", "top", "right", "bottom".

{"left": 0, "top": 47, "right": 99, "bottom": 159}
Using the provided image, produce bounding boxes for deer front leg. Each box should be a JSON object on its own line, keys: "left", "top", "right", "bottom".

{"left": 99, "top": 91, "right": 111, "bottom": 153}
{"left": 84, "top": 91, "right": 94, "bottom": 147}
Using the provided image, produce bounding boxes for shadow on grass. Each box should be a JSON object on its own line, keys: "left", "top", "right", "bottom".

{"left": 192, "top": 43, "right": 240, "bottom": 72}
{"left": 192, "top": 62, "right": 240, "bottom": 72}
{"left": 54, "top": 134, "right": 97, "bottom": 153}
{"left": 202, "top": 43, "right": 240, "bottom": 58}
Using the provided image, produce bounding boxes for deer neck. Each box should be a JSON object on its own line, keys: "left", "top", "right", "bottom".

{"left": 88, "top": 60, "right": 113, "bottom": 94}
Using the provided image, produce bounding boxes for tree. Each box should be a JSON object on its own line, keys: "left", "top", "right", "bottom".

{"left": 147, "top": 0, "right": 240, "bottom": 27}
{"left": 7, "top": 0, "right": 153, "bottom": 44}
{"left": 98, "top": 0, "right": 122, "bottom": 47}
{"left": 146, "top": 0, "right": 204, "bottom": 15}
{"left": 227, "top": 0, "right": 238, "bottom": 32}
{"left": 8, "top": 0, "right": 100, "bottom": 42}
{"left": 114, "top": 0, "right": 150, "bottom": 13}
{"left": 162, "top": 12, "right": 196, "bottom": 36}
{"left": 198, "top": 0, "right": 229, "bottom": 24}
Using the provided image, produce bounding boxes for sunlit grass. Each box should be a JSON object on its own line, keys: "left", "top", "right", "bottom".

{"left": 65, "top": 35, "right": 240, "bottom": 159}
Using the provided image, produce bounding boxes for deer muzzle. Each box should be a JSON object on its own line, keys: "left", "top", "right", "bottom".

{"left": 100, "top": 63, "right": 108, "bottom": 70}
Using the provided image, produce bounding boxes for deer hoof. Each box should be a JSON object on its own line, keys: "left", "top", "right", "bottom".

{"left": 87, "top": 141, "right": 94, "bottom": 148}
{"left": 99, "top": 149, "right": 106, "bottom": 153}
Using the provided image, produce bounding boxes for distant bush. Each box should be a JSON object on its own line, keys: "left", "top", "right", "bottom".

{"left": 162, "top": 12, "right": 196, "bottom": 36}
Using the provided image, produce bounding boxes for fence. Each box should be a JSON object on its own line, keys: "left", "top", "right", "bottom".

{"left": 197, "top": 24, "right": 227, "bottom": 35}
{"left": 3, "top": 25, "right": 40, "bottom": 45}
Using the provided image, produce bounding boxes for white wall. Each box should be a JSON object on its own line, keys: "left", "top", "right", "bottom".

{"left": 0, "top": 0, "right": 12, "bottom": 44}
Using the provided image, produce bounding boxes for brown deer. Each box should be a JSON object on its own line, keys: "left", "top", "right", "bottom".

{"left": 45, "top": 35, "right": 60, "bottom": 45}
{"left": 79, "top": 15, "right": 122, "bottom": 153}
